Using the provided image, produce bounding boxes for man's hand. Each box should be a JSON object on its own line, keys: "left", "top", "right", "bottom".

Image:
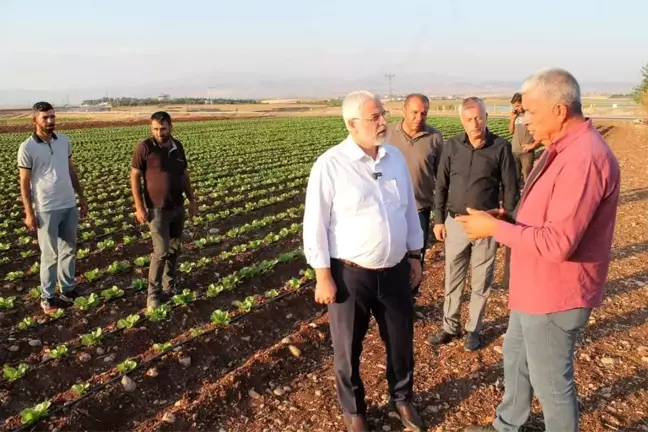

{"left": 135, "top": 207, "right": 148, "bottom": 224}
{"left": 455, "top": 207, "right": 499, "bottom": 240}
{"left": 433, "top": 224, "right": 446, "bottom": 241}
{"left": 79, "top": 197, "right": 89, "bottom": 219}
{"left": 485, "top": 208, "right": 506, "bottom": 219}
{"left": 522, "top": 143, "right": 536, "bottom": 153}
{"left": 409, "top": 258, "right": 422, "bottom": 288}
{"left": 24, "top": 211, "right": 37, "bottom": 232}
{"left": 314, "top": 277, "right": 337, "bottom": 305}
{"left": 188, "top": 200, "right": 198, "bottom": 218}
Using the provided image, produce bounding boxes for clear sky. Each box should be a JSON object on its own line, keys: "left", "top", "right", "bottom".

{"left": 1, "top": 0, "right": 646, "bottom": 93}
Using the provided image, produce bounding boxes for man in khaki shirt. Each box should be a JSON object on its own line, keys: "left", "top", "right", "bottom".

{"left": 387, "top": 94, "right": 444, "bottom": 297}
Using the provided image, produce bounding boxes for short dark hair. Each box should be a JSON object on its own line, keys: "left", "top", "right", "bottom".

{"left": 405, "top": 93, "right": 430, "bottom": 107}
{"left": 510, "top": 93, "right": 522, "bottom": 104}
{"left": 151, "top": 111, "right": 172, "bottom": 124}
{"left": 32, "top": 101, "right": 54, "bottom": 113}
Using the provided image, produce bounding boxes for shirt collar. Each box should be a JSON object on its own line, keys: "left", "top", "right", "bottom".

{"left": 343, "top": 136, "right": 388, "bottom": 162}
{"left": 152, "top": 137, "right": 178, "bottom": 153}
{"left": 462, "top": 128, "right": 493, "bottom": 149}
{"left": 549, "top": 118, "right": 593, "bottom": 153}
{"left": 396, "top": 120, "right": 431, "bottom": 139}
{"left": 31, "top": 132, "right": 58, "bottom": 143}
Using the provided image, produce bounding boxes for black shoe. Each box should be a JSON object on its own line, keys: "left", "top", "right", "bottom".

{"left": 464, "top": 425, "right": 497, "bottom": 432}
{"left": 426, "top": 329, "right": 460, "bottom": 345}
{"left": 395, "top": 402, "right": 425, "bottom": 432}
{"left": 162, "top": 285, "right": 178, "bottom": 300}
{"left": 464, "top": 332, "right": 482, "bottom": 351}
{"left": 59, "top": 288, "right": 80, "bottom": 304}
{"left": 343, "top": 414, "right": 369, "bottom": 432}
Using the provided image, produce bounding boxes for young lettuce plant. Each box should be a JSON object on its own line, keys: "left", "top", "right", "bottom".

{"left": 134, "top": 256, "right": 150, "bottom": 267}
{"left": 49, "top": 345, "right": 68, "bottom": 359}
{"left": 20, "top": 401, "right": 50, "bottom": 425}
{"left": 101, "top": 286, "right": 125, "bottom": 300}
{"left": 83, "top": 268, "right": 102, "bottom": 282}
{"left": 81, "top": 328, "right": 103, "bottom": 347}
{"left": 107, "top": 260, "right": 130, "bottom": 275}
{"left": 17, "top": 316, "right": 37, "bottom": 331}
{"left": 116, "top": 359, "right": 137, "bottom": 374}
{"left": 3, "top": 363, "right": 30, "bottom": 381}
{"left": 0, "top": 296, "right": 16, "bottom": 310}
{"left": 172, "top": 289, "right": 195, "bottom": 306}
{"left": 232, "top": 296, "right": 257, "bottom": 313}
{"left": 264, "top": 289, "right": 280, "bottom": 298}
{"left": 210, "top": 309, "right": 231, "bottom": 325}
{"left": 75, "top": 293, "right": 101, "bottom": 311}
{"left": 117, "top": 314, "right": 140, "bottom": 330}
{"left": 71, "top": 382, "right": 91, "bottom": 396}
{"left": 152, "top": 342, "right": 173, "bottom": 353}
{"left": 146, "top": 304, "right": 171, "bottom": 322}
{"left": 131, "top": 278, "right": 147, "bottom": 291}
{"left": 48, "top": 308, "right": 65, "bottom": 320}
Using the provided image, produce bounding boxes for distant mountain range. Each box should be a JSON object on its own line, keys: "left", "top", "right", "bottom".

{"left": 0, "top": 72, "right": 635, "bottom": 107}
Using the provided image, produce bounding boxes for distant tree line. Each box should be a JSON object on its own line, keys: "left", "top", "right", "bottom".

{"left": 80, "top": 97, "right": 259, "bottom": 106}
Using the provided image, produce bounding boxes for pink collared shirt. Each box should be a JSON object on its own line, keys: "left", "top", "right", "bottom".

{"left": 494, "top": 119, "right": 620, "bottom": 314}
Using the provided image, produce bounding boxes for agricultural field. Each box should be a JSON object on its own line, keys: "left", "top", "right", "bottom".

{"left": 0, "top": 116, "right": 646, "bottom": 432}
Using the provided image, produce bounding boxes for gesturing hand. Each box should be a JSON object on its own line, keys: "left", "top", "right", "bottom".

{"left": 455, "top": 207, "right": 499, "bottom": 240}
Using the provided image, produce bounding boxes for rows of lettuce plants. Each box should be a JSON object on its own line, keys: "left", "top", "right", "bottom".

{"left": 0, "top": 116, "right": 510, "bottom": 430}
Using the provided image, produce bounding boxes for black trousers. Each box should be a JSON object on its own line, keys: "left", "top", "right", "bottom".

{"left": 328, "top": 257, "right": 415, "bottom": 416}
{"left": 414, "top": 207, "right": 432, "bottom": 296}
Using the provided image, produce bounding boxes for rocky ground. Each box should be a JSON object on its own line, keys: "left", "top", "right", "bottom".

{"left": 161, "top": 122, "right": 648, "bottom": 432}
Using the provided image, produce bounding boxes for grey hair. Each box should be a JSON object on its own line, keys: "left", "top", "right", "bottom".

{"left": 520, "top": 68, "right": 582, "bottom": 115}
{"left": 458, "top": 96, "right": 487, "bottom": 116}
{"left": 342, "top": 91, "right": 381, "bottom": 130}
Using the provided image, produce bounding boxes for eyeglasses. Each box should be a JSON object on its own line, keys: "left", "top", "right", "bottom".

{"left": 355, "top": 111, "right": 390, "bottom": 123}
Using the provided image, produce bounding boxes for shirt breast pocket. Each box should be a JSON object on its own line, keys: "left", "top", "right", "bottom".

{"left": 382, "top": 178, "right": 408, "bottom": 208}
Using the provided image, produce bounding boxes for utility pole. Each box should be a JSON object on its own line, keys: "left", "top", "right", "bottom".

{"left": 384, "top": 74, "right": 395, "bottom": 99}
{"left": 207, "top": 87, "right": 218, "bottom": 105}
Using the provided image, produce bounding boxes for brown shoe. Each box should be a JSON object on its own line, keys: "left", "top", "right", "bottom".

{"left": 395, "top": 402, "right": 425, "bottom": 432}
{"left": 343, "top": 414, "right": 370, "bottom": 432}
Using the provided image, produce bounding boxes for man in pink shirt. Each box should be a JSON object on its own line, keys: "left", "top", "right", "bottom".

{"left": 458, "top": 68, "right": 620, "bottom": 432}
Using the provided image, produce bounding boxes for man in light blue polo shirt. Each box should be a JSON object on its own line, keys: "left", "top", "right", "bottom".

{"left": 17, "top": 101, "right": 88, "bottom": 313}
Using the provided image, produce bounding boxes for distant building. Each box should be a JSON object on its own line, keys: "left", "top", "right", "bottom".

{"left": 157, "top": 93, "right": 170, "bottom": 102}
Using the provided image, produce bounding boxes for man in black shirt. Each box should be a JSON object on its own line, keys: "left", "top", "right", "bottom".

{"left": 428, "top": 97, "right": 518, "bottom": 351}
{"left": 131, "top": 111, "right": 198, "bottom": 310}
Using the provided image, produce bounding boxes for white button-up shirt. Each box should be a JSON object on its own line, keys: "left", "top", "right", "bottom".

{"left": 303, "top": 136, "right": 424, "bottom": 269}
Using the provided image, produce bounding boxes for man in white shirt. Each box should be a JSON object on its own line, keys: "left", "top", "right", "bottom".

{"left": 303, "top": 91, "right": 425, "bottom": 432}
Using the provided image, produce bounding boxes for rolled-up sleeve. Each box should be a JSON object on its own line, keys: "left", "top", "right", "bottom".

{"left": 494, "top": 156, "right": 607, "bottom": 263}
{"left": 303, "top": 157, "right": 333, "bottom": 268}
{"left": 404, "top": 170, "right": 424, "bottom": 251}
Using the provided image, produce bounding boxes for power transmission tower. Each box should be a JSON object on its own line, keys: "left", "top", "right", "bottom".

{"left": 385, "top": 74, "right": 395, "bottom": 99}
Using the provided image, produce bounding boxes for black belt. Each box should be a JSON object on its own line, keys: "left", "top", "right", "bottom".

{"left": 333, "top": 255, "right": 407, "bottom": 272}
{"left": 447, "top": 210, "right": 466, "bottom": 218}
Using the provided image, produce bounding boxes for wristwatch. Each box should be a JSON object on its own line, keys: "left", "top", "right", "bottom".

{"left": 408, "top": 253, "right": 422, "bottom": 260}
